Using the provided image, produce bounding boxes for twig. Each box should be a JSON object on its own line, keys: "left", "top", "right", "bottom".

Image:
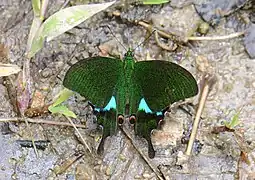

{"left": 120, "top": 127, "right": 165, "bottom": 180}
{"left": 23, "top": 115, "right": 39, "bottom": 157}
{"left": 65, "top": 116, "right": 92, "bottom": 154}
{"left": 138, "top": 21, "right": 187, "bottom": 43}
{"left": 188, "top": 31, "right": 245, "bottom": 41}
{"left": 154, "top": 31, "right": 177, "bottom": 51}
{"left": 0, "top": 117, "right": 87, "bottom": 128}
{"left": 185, "top": 74, "right": 216, "bottom": 156}
{"left": 54, "top": 152, "right": 84, "bottom": 175}
{"left": 112, "top": 12, "right": 245, "bottom": 45}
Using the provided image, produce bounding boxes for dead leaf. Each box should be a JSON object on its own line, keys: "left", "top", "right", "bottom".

{"left": 0, "top": 63, "right": 21, "bottom": 77}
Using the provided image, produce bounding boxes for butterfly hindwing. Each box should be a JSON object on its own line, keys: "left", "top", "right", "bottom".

{"left": 131, "top": 60, "right": 198, "bottom": 158}
{"left": 134, "top": 60, "right": 198, "bottom": 112}
{"left": 63, "top": 57, "right": 123, "bottom": 107}
{"left": 96, "top": 107, "right": 117, "bottom": 154}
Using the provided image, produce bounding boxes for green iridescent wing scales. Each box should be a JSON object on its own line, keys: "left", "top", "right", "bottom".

{"left": 96, "top": 108, "right": 117, "bottom": 154}
{"left": 135, "top": 110, "right": 161, "bottom": 158}
{"left": 133, "top": 60, "right": 198, "bottom": 111}
{"left": 63, "top": 52, "right": 198, "bottom": 158}
{"left": 63, "top": 57, "right": 123, "bottom": 155}
{"left": 63, "top": 57, "right": 123, "bottom": 107}
{"left": 131, "top": 60, "right": 198, "bottom": 158}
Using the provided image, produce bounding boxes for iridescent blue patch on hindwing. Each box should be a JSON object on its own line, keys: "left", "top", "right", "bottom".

{"left": 138, "top": 98, "right": 153, "bottom": 113}
{"left": 103, "top": 96, "right": 117, "bottom": 111}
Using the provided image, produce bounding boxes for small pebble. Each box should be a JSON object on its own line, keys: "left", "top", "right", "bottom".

{"left": 76, "top": 144, "right": 84, "bottom": 152}
{"left": 105, "top": 166, "right": 113, "bottom": 176}
{"left": 40, "top": 67, "right": 52, "bottom": 78}
{"left": 93, "top": 164, "right": 101, "bottom": 171}
{"left": 134, "top": 174, "right": 142, "bottom": 179}
{"left": 198, "top": 21, "right": 210, "bottom": 34}
{"left": 96, "top": 159, "right": 102, "bottom": 165}
{"left": 118, "top": 154, "right": 127, "bottom": 161}
{"left": 142, "top": 171, "right": 151, "bottom": 178}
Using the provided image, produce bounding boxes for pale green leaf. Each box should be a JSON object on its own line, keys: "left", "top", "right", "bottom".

{"left": 49, "top": 105, "right": 77, "bottom": 118}
{"left": 52, "top": 88, "right": 74, "bottom": 107}
{"left": 224, "top": 111, "right": 241, "bottom": 129}
{"left": 142, "top": 0, "right": 169, "bottom": 4}
{"left": 28, "top": 1, "right": 116, "bottom": 58}
{"left": 228, "top": 111, "right": 241, "bottom": 129}
{"left": 32, "top": 0, "right": 41, "bottom": 16}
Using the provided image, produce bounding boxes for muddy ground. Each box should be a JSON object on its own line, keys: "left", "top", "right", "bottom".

{"left": 0, "top": 0, "right": 254, "bottom": 180}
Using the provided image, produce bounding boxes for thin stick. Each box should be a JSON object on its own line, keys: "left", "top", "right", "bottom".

{"left": 65, "top": 116, "right": 92, "bottom": 154}
{"left": 188, "top": 31, "right": 245, "bottom": 41}
{"left": 22, "top": 115, "right": 39, "bottom": 157}
{"left": 111, "top": 12, "right": 245, "bottom": 43}
{"left": 120, "top": 127, "right": 165, "bottom": 180}
{"left": 185, "top": 74, "right": 216, "bottom": 156}
{"left": 138, "top": 21, "right": 244, "bottom": 42}
{"left": 137, "top": 21, "right": 185, "bottom": 43}
{"left": 0, "top": 117, "right": 87, "bottom": 128}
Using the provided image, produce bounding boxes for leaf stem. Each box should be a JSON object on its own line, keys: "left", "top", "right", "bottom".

{"left": 65, "top": 116, "right": 92, "bottom": 154}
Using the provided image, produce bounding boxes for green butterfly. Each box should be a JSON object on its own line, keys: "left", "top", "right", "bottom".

{"left": 63, "top": 48, "right": 198, "bottom": 158}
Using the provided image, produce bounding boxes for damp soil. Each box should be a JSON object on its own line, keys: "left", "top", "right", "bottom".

{"left": 0, "top": 1, "right": 254, "bottom": 180}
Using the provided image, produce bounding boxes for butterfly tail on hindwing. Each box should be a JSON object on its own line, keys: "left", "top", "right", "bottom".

{"left": 96, "top": 108, "right": 117, "bottom": 155}
{"left": 135, "top": 110, "right": 163, "bottom": 158}
{"left": 90, "top": 95, "right": 118, "bottom": 155}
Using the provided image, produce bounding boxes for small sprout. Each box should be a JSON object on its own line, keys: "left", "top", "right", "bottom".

{"left": 49, "top": 105, "right": 77, "bottom": 118}
{"left": 224, "top": 111, "right": 241, "bottom": 129}
{"left": 48, "top": 88, "right": 76, "bottom": 118}
{"left": 52, "top": 88, "right": 74, "bottom": 107}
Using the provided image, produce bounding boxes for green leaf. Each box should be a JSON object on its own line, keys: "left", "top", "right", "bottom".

{"left": 49, "top": 105, "right": 77, "bottom": 118}
{"left": 52, "top": 88, "right": 74, "bottom": 107}
{"left": 48, "top": 88, "right": 76, "bottom": 118}
{"left": 28, "top": 1, "right": 116, "bottom": 58}
{"left": 32, "top": 0, "right": 41, "bottom": 16}
{"left": 142, "top": 0, "right": 169, "bottom": 4}
{"left": 225, "top": 111, "right": 241, "bottom": 129}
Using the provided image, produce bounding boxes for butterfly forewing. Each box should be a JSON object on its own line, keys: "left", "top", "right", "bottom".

{"left": 133, "top": 60, "right": 198, "bottom": 111}
{"left": 63, "top": 57, "right": 123, "bottom": 107}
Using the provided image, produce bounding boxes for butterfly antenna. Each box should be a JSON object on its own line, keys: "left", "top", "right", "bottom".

{"left": 134, "top": 30, "right": 156, "bottom": 51}
{"left": 102, "top": 25, "right": 128, "bottom": 52}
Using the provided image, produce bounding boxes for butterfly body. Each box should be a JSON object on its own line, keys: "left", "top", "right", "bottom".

{"left": 63, "top": 48, "right": 198, "bottom": 158}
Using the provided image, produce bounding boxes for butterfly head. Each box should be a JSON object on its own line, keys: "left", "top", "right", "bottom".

{"left": 124, "top": 48, "right": 134, "bottom": 61}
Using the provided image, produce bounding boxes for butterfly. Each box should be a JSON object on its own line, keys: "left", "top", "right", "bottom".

{"left": 63, "top": 48, "right": 198, "bottom": 158}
